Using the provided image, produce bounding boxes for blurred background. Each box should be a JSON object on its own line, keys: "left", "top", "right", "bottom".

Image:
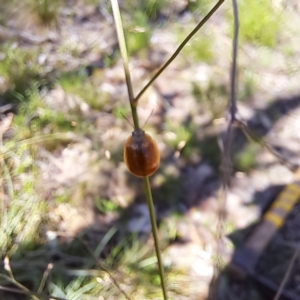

{"left": 1, "top": 0, "right": 300, "bottom": 299}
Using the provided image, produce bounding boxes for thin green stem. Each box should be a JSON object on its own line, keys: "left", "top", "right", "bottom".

{"left": 143, "top": 176, "right": 168, "bottom": 300}
{"left": 110, "top": 0, "right": 139, "bottom": 129}
{"left": 134, "top": 0, "right": 225, "bottom": 105}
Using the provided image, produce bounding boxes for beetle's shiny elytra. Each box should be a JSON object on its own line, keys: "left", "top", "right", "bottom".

{"left": 124, "top": 128, "right": 160, "bottom": 177}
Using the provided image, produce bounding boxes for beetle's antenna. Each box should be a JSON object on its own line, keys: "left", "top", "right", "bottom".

{"left": 120, "top": 111, "right": 134, "bottom": 127}
{"left": 142, "top": 109, "right": 154, "bottom": 128}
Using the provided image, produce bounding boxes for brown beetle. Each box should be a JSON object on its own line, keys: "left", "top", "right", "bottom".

{"left": 124, "top": 128, "right": 160, "bottom": 177}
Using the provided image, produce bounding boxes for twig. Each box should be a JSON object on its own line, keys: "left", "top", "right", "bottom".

{"left": 134, "top": 0, "right": 225, "bottom": 105}
{"left": 274, "top": 245, "right": 300, "bottom": 300}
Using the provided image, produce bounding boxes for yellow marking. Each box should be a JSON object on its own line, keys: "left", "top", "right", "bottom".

{"left": 282, "top": 190, "right": 298, "bottom": 198}
{"left": 272, "top": 194, "right": 298, "bottom": 209}
{"left": 284, "top": 194, "right": 298, "bottom": 202}
{"left": 273, "top": 199, "right": 295, "bottom": 212}
{"left": 285, "top": 184, "right": 300, "bottom": 194}
{"left": 279, "top": 192, "right": 299, "bottom": 202}
{"left": 269, "top": 184, "right": 300, "bottom": 211}
{"left": 276, "top": 193, "right": 298, "bottom": 203}
{"left": 263, "top": 183, "right": 300, "bottom": 228}
{"left": 264, "top": 211, "right": 284, "bottom": 228}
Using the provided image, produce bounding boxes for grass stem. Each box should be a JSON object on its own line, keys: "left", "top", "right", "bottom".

{"left": 143, "top": 176, "right": 168, "bottom": 300}
{"left": 110, "top": 0, "right": 139, "bottom": 129}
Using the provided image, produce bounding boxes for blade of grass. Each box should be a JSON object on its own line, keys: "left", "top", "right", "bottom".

{"left": 134, "top": 0, "right": 225, "bottom": 105}
{"left": 94, "top": 226, "right": 117, "bottom": 258}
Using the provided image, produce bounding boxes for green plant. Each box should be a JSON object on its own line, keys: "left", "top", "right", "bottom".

{"left": 192, "top": 81, "right": 228, "bottom": 118}
{"left": 178, "top": 25, "right": 214, "bottom": 63}
{"left": 234, "top": 0, "right": 281, "bottom": 47}
{"left": 123, "top": 0, "right": 166, "bottom": 21}
{"left": 58, "top": 71, "right": 109, "bottom": 110}
{"left": 49, "top": 277, "right": 99, "bottom": 300}
{"left": 11, "top": 88, "right": 73, "bottom": 142}
{"left": 185, "top": 36, "right": 214, "bottom": 63}
{"left": 164, "top": 124, "right": 191, "bottom": 149}
{"left": 234, "top": 143, "right": 260, "bottom": 172}
{"left": 0, "top": 44, "right": 41, "bottom": 103}
{"left": 29, "top": 0, "right": 60, "bottom": 26}
{"left": 0, "top": 147, "right": 46, "bottom": 257}
{"left": 124, "top": 11, "right": 151, "bottom": 55}
{"left": 95, "top": 198, "right": 120, "bottom": 214}
{"left": 238, "top": 69, "right": 256, "bottom": 102}
{"left": 188, "top": 0, "right": 211, "bottom": 14}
